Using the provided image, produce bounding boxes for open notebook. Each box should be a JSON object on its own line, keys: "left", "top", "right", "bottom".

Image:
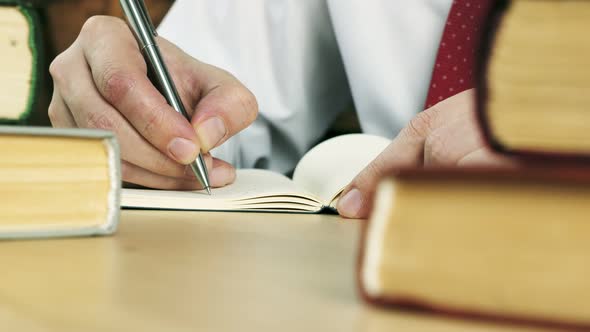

{"left": 122, "top": 134, "right": 390, "bottom": 213}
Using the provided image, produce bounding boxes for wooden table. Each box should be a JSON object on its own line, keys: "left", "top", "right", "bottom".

{"left": 0, "top": 211, "right": 556, "bottom": 331}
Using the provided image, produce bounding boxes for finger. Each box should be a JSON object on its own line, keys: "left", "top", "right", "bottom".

{"left": 51, "top": 39, "right": 192, "bottom": 179}
{"left": 428, "top": 88, "right": 476, "bottom": 125}
{"left": 156, "top": 38, "right": 259, "bottom": 153}
{"left": 190, "top": 80, "right": 258, "bottom": 153}
{"left": 458, "top": 148, "right": 519, "bottom": 168}
{"left": 336, "top": 140, "right": 420, "bottom": 219}
{"left": 48, "top": 89, "right": 76, "bottom": 128}
{"left": 122, "top": 157, "right": 235, "bottom": 190}
{"left": 423, "top": 110, "right": 483, "bottom": 166}
{"left": 122, "top": 161, "right": 201, "bottom": 190}
{"left": 208, "top": 158, "right": 237, "bottom": 187}
{"left": 78, "top": 16, "right": 201, "bottom": 165}
{"left": 336, "top": 89, "right": 479, "bottom": 219}
{"left": 336, "top": 111, "right": 434, "bottom": 219}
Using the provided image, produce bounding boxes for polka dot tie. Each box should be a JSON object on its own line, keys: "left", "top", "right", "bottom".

{"left": 424, "top": 0, "right": 495, "bottom": 109}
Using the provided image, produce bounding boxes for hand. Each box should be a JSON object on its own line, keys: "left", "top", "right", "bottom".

{"left": 337, "top": 89, "right": 517, "bottom": 218}
{"left": 49, "top": 16, "right": 258, "bottom": 190}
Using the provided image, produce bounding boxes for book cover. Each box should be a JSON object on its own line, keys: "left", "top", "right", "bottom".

{"left": 476, "top": 0, "right": 590, "bottom": 160}
{"left": 0, "top": 0, "right": 44, "bottom": 124}
{"left": 358, "top": 167, "right": 590, "bottom": 330}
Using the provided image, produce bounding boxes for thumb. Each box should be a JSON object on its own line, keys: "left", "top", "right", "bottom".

{"left": 336, "top": 111, "right": 434, "bottom": 218}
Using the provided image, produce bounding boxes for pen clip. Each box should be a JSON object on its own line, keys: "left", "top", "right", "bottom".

{"left": 136, "top": 0, "right": 158, "bottom": 37}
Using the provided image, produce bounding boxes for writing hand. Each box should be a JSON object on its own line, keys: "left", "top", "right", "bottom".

{"left": 49, "top": 16, "right": 258, "bottom": 190}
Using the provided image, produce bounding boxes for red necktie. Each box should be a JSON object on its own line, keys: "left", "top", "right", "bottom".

{"left": 424, "top": 0, "right": 495, "bottom": 109}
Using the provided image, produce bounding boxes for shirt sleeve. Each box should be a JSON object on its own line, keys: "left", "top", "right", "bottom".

{"left": 158, "top": 0, "right": 351, "bottom": 175}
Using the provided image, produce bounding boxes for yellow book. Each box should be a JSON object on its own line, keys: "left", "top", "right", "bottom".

{"left": 360, "top": 168, "right": 590, "bottom": 329}
{"left": 479, "top": 0, "right": 590, "bottom": 157}
{"left": 0, "top": 126, "right": 121, "bottom": 238}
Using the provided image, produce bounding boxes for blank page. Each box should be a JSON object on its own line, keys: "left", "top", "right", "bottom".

{"left": 122, "top": 169, "right": 323, "bottom": 212}
{"left": 292, "top": 134, "right": 390, "bottom": 206}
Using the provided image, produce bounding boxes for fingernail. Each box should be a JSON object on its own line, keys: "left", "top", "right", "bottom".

{"left": 168, "top": 137, "right": 198, "bottom": 164}
{"left": 337, "top": 188, "right": 363, "bottom": 218}
{"left": 196, "top": 117, "right": 226, "bottom": 152}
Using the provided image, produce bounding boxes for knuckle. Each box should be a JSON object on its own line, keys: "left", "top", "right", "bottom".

{"left": 100, "top": 65, "right": 136, "bottom": 105}
{"left": 232, "top": 85, "right": 258, "bottom": 126}
{"left": 47, "top": 102, "right": 59, "bottom": 125}
{"left": 80, "top": 16, "right": 106, "bottom": 37}
{"left": 49, "top": 55, "right": 66, "bottom": 85}
{"left": 81, "top": 16, "right": 126, "bottom": 38}
{"left": 424, "top": 128, "right": 452, "bottom": 166}
{"left": 142, "top": 103, "right": 166, "bottom": 138}
{"left": 403, "top": 110, "right": 434, "bottom": 140}
{"left": 86, "top": 111, "right": 116, "bottom": 131}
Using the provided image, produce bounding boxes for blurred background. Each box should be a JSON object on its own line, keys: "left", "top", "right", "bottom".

{"left": 33, "top": 0, "right": 175, "bottom": 125}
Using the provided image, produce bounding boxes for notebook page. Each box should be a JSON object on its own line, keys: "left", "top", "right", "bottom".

{"left": 292, "top": 134, "right": 391, "bottom": 205}
{"left": 122, "top": 169, "right": 322, "bottom": 211}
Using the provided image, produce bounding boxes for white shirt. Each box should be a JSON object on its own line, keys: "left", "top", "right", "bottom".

{"left": 158, "top": 0, "right": 452, "bottom": 174}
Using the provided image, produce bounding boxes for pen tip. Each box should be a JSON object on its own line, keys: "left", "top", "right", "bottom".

{"left": 206, "top": 186, "right": 212, "bottom": 195}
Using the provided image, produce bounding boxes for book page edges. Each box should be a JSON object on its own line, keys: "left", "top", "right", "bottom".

{"left": 0, "top": 132, "right": 121, "bottom": 239}
{"left": 327, "top": 187, "right": 346, "bottom": 210}
{"left": 99, "top": 135, "right": 121, "bottom": 235}
{"left": 122, "top": 189, "right": 323, "bottom": 213}
{"left": 361, "top": 179, "right": 396, "bottom": 297}
{"left": 121, "top": 168, "right": 325, "bottom": 213}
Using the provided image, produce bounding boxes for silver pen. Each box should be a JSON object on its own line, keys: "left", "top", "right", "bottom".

{"left": 120, "top": 0, "right": 211, "bottom": 194}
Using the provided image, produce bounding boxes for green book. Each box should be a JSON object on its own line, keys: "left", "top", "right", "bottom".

{"left": 0, "top": 0, "right": 43, "bottom": 124}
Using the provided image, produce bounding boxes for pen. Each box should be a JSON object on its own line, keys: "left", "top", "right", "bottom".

{"left": 119, "top": 0, "right": 211, "bottom": 194}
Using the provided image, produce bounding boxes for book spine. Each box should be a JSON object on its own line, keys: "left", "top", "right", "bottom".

{"left": 475, "top": 0, "right": 511, "bottom": 158}
{"left": 100, "top": 134, "right": 122, "bottom": 235}
{"left": 0, "top": 4, "right": 44, "bottom": 124}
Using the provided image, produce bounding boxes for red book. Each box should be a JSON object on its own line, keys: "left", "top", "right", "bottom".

{"left": 358, "top": 167, "right": 590, "bottom": 331}
{"left": 476, "top": 0, "right": 590, "bottom": 159}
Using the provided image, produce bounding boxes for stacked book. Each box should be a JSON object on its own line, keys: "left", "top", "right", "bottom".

{"left": 0, "top": 127, "right": 121, "bottom": 238}
{"left": 359, "top": 0, "right": 590, "bottom": 329}
{"left": 0, "top": 1, "right": 121, "bottom": 238}
{"left": 0, "top": 0, "right": 43, "bottom": 124}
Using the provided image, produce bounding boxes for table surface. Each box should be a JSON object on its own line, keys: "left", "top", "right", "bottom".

{"left": 0, "top": 210, "right": 557, "bottom": 332}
